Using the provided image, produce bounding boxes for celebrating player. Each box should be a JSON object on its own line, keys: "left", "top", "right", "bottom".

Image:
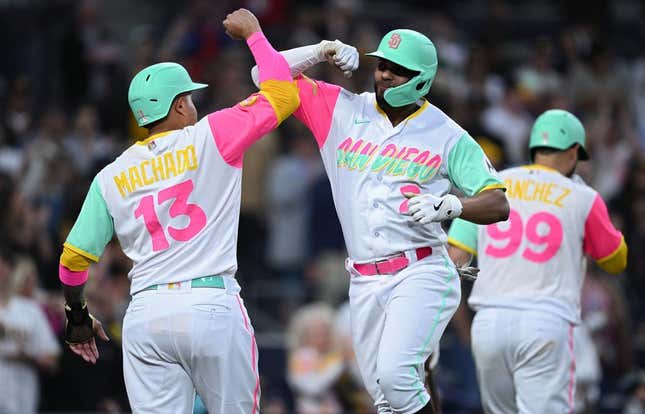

{"left": 251, "top": 30, "right": 509, "bottom": 413}
{"left": 447, "top": 109, "right": 628, "bottom": 413}
{"left": 58, "top": 9, "right": 299, "bottom": 414}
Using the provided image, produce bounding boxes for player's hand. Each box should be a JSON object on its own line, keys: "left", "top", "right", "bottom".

{"left": 223, "top": 8, "right": 261, "bottom": 40}
{"left": 457, "top": 266, "right": 479, "bottom": 282}
{"left": 403, "top": 192, "right": 463, "bottom": 223}
{"left": 64, "top": 302, "right": 110, "bottom": 364}
{"left": 318, "top": 40, "right": 359, "bottom": 78}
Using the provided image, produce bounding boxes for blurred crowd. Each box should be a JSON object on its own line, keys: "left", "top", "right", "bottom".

{"left": 0, "top": 0, "right": 644, "bottom": 413}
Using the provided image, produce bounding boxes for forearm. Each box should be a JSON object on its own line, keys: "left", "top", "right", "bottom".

{"left": 448, "top": 245, "right": 473, "bottom": 268}
{"left": 62, "top": 283, "right": 86, "bottom": 305}
{"left": 251, "top": 43, "right": 326, "bottom": 87}
{"left": 247, "top": 31, "right": 294, "bottom": 84}
{"left": 459, "top": 189, "right": 509, "bottom": 224}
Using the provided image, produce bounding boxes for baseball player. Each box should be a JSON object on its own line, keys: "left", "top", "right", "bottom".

{"left": 447, "top": 109, "right": 628, "bottom": 413}
{"left": 58, "top": 9, "right": 299, "bottom": 414}
{"left": 251, "top": 30, "right": 509, "bottom": 413}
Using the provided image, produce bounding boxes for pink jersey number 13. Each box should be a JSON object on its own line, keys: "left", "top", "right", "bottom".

{"left": 134, "top": 179, "right": 207, "bottom": 251}
{"left": 485, "top": 209, "right": 563, "bottom": 263}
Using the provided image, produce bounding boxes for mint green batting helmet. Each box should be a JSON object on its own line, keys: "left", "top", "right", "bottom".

{"left": 366, "top": 29, "right": 438, "bottom": 107}
{"left": 128, "top": 62, "right": 208, "bottom": 127}
{"left": 529, "top": 109, "right": 589, "bottom": 160}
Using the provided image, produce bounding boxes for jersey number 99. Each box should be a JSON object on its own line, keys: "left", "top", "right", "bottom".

{"left": 485, "top": 209, "right": 563, "bottom": 263}
{"left": 134, "top": 179, "right": 207, "bottom": 251}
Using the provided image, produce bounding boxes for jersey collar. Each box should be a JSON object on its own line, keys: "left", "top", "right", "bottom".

{"left": 136, "top": 130, "right": 176, "bottom": 145}
{"left": 521, "top": 164, "right": 559, "bottom": 173}
{"left": 374, "top": 99, "right": 429, "bottom": 125}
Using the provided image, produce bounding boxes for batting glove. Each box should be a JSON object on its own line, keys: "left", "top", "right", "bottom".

{"left": 405, "top": 193, "right": 463, "bottom": 223}
{"left": 64, "top": 302, "right": 104, "bottom": 344}
{"left": 457, "top": 266, "right": 479, "bottom": 282}
{"left": 317, "top": 40, "right": 359, "bottom": 77}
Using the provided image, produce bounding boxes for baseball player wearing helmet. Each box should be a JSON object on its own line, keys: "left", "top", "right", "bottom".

{"left": 447, "top": 109, "right": 628, "bottom": 413}
{"left": 251, "top": 30, "right": 509, "bottom": 414}
{"left": 58, "top": 9, "right": 299, "bottom": 414}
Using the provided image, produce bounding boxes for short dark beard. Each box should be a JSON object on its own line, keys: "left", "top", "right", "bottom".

{"left": 565, "top": 162, "right": 577, "bottom": 178}
{"left": 374, "top": 82, "right": 390, "bottom": 110}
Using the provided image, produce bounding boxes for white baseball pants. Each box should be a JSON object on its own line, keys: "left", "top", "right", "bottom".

{"left": 122, "top": 277, "right": 260, "bottom": 414}
{"left": 471, "top": 307, "right": 575, "bottom": 414}
{"left": 347, "top": 248, "right": 461, "bottom": 414}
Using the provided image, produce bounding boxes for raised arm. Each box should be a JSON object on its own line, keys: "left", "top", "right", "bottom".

{"left": 208, "top": 9, "right": 300, "bottom": 167}
{"left": 250, "top": 40, "right": 359, "bottom": 88}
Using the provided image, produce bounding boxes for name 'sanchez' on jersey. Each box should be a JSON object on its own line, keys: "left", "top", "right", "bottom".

{"left": 113, "top": 144, "right": 199, "bottom": 197}
{"left": 504, "top": 177, "right": 572, "bottom": 207}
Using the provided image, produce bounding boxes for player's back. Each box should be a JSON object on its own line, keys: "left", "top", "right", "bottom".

{"left": 468, "top": 165, "right": 596, "bottom": 322}
{"left": 96, "top": 117, "right": 241, "bottom": 294}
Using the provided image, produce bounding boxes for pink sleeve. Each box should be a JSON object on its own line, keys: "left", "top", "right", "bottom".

{"left": 247, "top": 32, "right": 291, "bottom": 83}
{"left": 59, "top": 264, "right": 89, "bottom": 286}
{"left": 209, "top": 31, "right": 293, "bottom": 168}
{"left": 208, "top": 95, "right": 278, "bottom": 168}
{"left": 583, "top": 194, "right": 623, "bottom": 260}
{"left": 293, "top": 76, "right": 342, "bottom": 148}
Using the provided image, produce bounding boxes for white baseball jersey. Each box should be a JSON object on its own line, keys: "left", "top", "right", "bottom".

{"left": 60, "top": 32, "right": 300, "bottom": 414}
{"left": 449, "top": 164, "right": 627, "bottom": 323}
{"left": 292, "top": 76, "right": 504, "bottom": 262}
{"left": 290, "top": 74, "right": 502, "bottom": 413}
{"left": 63, "top": 83, "right": 298, "bottom": 294}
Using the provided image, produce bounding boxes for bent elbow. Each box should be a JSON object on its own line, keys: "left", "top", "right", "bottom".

{"left": 486, "top": 191, "right": 509, "bottom": 223}
{"left": 260, "top": 80, "right": 301, "bottom": 123}
{"left": 250, "top": 66, "right": 260, "bottom": 88}
{"left": 286, "top": 82, "right": 301, "bottom": 114}
{"left": 597, "top": 239, "right": 628, "bottom": 275}
{"left": 498, "top": 196, "right": 510, "bottom": 221}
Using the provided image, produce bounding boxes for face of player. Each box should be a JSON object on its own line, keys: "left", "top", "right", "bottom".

{"left": 171, "top": 93, "right": 198, "bottom": 127}
{"left": 181, "top": 94, "right": 198, "bottom": 126}
{"left": 373, "top": 58, "right": 418, "bottom": 109}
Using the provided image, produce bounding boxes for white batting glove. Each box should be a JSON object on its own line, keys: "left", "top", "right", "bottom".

{"left": 317, "top": 40, "right": 359, "bottom": 78}
{"left": 457, "top": 266, "right": 479, "bottom": 282}
{"left": 405, "top": 193, "right": 463, "bottom": 223}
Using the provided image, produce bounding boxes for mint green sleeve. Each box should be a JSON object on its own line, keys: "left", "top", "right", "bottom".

{"left": 64, "top": 177, "right": 114, "bottom": 261}
{"left": 448, "top": 218, "right": 479, "bottom": 256}
{"left": 447, "top": 133, "right": 505, "bottom": 196}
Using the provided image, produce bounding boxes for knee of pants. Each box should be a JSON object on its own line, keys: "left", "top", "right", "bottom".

{"left": 377, "top": 364, "right": 421, "bottom": 411}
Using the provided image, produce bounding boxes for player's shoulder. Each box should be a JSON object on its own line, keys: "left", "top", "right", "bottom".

{"left": 420, "top": 101, "right": 466, "bottom": 137}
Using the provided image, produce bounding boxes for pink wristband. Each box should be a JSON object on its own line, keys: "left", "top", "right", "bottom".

{"left": 59, "top": 264, "right": 89, "bottom": 286}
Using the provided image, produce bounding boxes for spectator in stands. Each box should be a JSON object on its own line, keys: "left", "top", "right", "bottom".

{"left": 0, "top": 245, "right": 60, "bottom": 414}
{"left": 287, "top": 303, "right": 344, "bottom": 414}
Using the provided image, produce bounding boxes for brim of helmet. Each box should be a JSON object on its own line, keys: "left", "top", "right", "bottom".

{"left": 186, "top": 82, "right": 208, "bottom": 92}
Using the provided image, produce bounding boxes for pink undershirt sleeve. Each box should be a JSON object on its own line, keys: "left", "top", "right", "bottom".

{"left": 293, "top": 76, "right": 342, "bottom": 148}
{"left": 583, "top": 194, "right": 623, "bottom": 260}
{"left": 247, "top": 32, "right": 292, "bottom": 83}
{"left": 208, "top": 31, "right": 292, "bottom": 168}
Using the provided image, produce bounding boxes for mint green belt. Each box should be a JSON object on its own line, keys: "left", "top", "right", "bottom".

{"left": 139, "top": 275, "right": 225, "bottom": 293}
